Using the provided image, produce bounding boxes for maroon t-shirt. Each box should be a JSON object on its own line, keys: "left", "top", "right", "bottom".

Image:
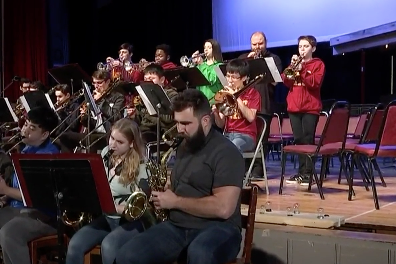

{"left": 225, "top": 87, "right": 261, "bottom": 141}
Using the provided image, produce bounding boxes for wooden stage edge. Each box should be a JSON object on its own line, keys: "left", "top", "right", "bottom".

{"left": 250, "top": 163, "right": 396, "bottom": 234}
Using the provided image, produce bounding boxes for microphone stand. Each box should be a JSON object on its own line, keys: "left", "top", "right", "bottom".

{"left": 2, "top": 78, "right": 17, "bottom": 98}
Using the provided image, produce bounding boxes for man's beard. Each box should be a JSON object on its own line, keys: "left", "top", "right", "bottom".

{"left": 183, "top": 124, "right": 206, "bottom": 153}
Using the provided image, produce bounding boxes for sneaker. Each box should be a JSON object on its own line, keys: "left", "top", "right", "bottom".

{"left": 298, "top": 175, "right": 311, "bottom": 186}
{"left": 286, "top": 174, "right": 304, "bottom": 184}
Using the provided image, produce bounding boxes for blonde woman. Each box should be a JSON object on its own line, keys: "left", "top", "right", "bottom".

{"left": 66, "top": 118, "right": 148, "bottom": 264}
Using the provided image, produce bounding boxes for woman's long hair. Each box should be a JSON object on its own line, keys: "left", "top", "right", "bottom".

{"left": 205, "top": 39, "right": 223, "bottom": 63}
{"left": 110, "top": 118, "right": 145, "bottom": 186}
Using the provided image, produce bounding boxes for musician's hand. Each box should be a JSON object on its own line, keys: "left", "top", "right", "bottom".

{"left": 93, "top": 90, "right": 102, "bottom": 100}
{"left": 112, "top": 60, "right": 121, "bottom": 67}
{"left": 126, "top": 107, "right": 136, "bottom": 118}
{"left": 0, "top": 177, "right": 9, "bottom": 195}
{"left": 115, "top": 204, "right": 125, "bottom": 214}
{"left": 247, "top": 51, "right": 256, "bottom": 58}
{"left": 151, "top": 189, "right": 178, "bottom": 210}
{"left": 106, "top": 57, "right": 114, "bottom": 64}
{"left": 212, "top": 104, "right": 219, "bottom": 113}
{"left": 192, "top": 50, "right": 203, "bottom": 65}
{"left": 291, "top": 55, "right": 299, "bottom": 64}
{"left": 0, "top": 195, "right": 7, "bottom": 208}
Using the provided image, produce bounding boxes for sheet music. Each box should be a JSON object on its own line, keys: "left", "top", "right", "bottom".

{"left": 135, "top": 85, "right": 157, "bottom": 116}
{"left": 82, "top": 82, "right": 101, "bottom": 116}
{"left": 214, "top": 65, "right": 228, "bottom": 87}
{"left": 19, "top": 96, "right": 30, "bottom": 113}
{"left": 95, "top": 114, "right": 106, "bottom": 133}
{"left": 264, "top": 57, "right": 283, "bottom": 83}
{"left": 44, "top": 94, "right": 61, "bottom": 120}
{"left": 4, "top": 98, "right": 18, "bottom": 122}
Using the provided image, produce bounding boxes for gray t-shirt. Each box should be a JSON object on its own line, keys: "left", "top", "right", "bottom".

{"left": 169, "top": 128, "right": 244, "bottom": 229}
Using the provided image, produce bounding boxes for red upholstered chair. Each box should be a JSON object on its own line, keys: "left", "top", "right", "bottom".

{"left": 340, "top": 104, "right": 386, "bottom": 200}
{"left": 279, "top": 101, "right": 351, "bottom": 199}
{"left": 351, "top": 100, "right": 396, "bottom": 209}
{"left": 267, "top": 113, "right": 282, "bottom": 161}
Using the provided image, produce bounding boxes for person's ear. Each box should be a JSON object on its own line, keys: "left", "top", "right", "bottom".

{"left": 312, "top": 46, "right": 316, "bottom": 53}
{"left": 41, "top": 131, "right": 49, "bottom": 141}
{"left": 201, "top": 115, "right": 211, "bottom": 129}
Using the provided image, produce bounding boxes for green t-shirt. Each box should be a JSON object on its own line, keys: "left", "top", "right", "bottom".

{"left": 196, "top": 61, "right": 223, "bottom": 103}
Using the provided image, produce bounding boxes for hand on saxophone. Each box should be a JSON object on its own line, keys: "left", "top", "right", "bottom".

{"left": 151, "top": 189, "right": 179, "bottom": 210}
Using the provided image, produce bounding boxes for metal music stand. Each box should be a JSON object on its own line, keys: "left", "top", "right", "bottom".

{"left": 218, "top": 58, "right": 282, "bottom": 84}
{"left": 164, "top": 66, "right": 210, "bottom": 90}
{"left": 11, "top": 153, "right": 116, "bottom": 264}
{"left": 48, "top": 63, "right": 92, "bottom": 94}
{"left": 135, "top": 82, "right": 172, "bottom": 164}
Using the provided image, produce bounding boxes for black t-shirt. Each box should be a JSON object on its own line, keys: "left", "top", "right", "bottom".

{"left": 239, "top": 50, "right": 283, "bottom": 115}
{"left": 169, "top": 128, "right": 244, "bottom": 229}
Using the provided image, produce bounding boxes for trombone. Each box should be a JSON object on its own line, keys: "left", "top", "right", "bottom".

{"left": 180, "top": 53, "right": 205, "bottom": 67}
{"left": 74, "top": 103, "right": 132, "bottom": 153}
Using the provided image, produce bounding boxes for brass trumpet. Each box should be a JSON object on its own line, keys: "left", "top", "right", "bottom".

{"left": 283, "top": 55, "right": 304, "bottom": 80}
{"left": 180, "top": 53, "right": 205, "bottom": 67}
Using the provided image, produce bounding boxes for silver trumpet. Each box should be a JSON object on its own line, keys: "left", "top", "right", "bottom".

{"left": 180, "top": 53, "right": 206, "bottom": 67}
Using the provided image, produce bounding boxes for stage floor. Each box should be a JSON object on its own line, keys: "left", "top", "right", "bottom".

{"left": 253, "top": 157, "right": 396, "bottom": 231}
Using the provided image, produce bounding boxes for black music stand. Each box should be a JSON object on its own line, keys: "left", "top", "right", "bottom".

{"left": 135, "top": 82, "right": 172, "bottom": 164}
{"left": 0, "top": 98, "right": 19, "bottom": 124}
{"left": 218, "top": 58, "right": 282, "bottom": 84}
{"left": 19, "top": 91, "right": 60, "bottom": 119}
{"left": 164, "top": 66, "right": 210, "bottom": 90}
{"left": 48, "top": 63, "right": 92, "bottom": 94}
{"left": 11, "top": 153, "right": 116, "bottom": 264}
{"left": 114, "top": 81, "right": 138, "bottom": 95}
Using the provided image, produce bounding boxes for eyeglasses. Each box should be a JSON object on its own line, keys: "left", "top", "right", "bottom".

{"left": 226, "top": 74, "right": 241, "bottom": 81}
{"left": 93, "top": 80, "right": 105, "bottom": 85}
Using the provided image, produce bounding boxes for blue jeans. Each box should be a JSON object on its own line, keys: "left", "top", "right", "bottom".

{"left": 225, "top": 132, "right": 255, "bottom": 153}
{"left": 116, "top": 221, "right": 242, "bottom": 264}
{"left": 66, "top": 215, "right": 144, "bottom": 264}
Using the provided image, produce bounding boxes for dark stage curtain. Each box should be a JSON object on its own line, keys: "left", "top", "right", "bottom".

{"left": 3, "top": 0, "right": 48, "bottom": 102}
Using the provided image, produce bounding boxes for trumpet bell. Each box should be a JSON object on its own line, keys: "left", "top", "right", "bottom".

{"left": 123, "top": 191, "right": 148, "bottom": 222}
{"left": 214, "top": 92, "right": 237, "bottom": 116}
{"left": 283, "top": 68, "right": 295, "bottom": 80}
{"left": 180, "top": 56, "right": 190, "bottom": 67}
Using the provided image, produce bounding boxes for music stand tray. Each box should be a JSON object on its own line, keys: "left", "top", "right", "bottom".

{"left": 48, "top": 63, "right": 92, "bottom": 93}
{"left": 20, "top": 91, "right": 60, "bottom": 119}
{"left": 11, "top": 153, "right": 116, "bottom": 264}
{"left": 0, "top": 98, "right": 18, "bottom": 123}
{"left": 219, "top": 58, "right": 282, "bottom": 84}
{"left": 164, "top": 67, "right": 210, "bottom": 89}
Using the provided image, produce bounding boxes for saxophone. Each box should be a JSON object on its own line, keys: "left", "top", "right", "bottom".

{"left": 123, "top": 137, "right": 183, "bottom": 225}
